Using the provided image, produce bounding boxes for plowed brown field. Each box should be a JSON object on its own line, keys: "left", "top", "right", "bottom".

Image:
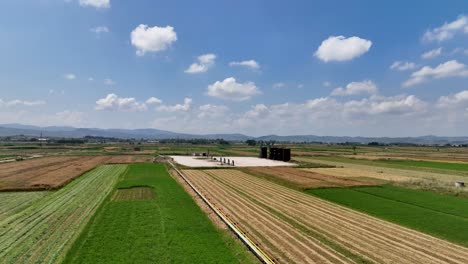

{"left": 0, "top": 155, "right": 150, "bottom": 191}
{"left": 183, "top": 169, "right": 468, "bottom": 263}
{"left": 243, "top": 166, "right": 374, "bottom": 189}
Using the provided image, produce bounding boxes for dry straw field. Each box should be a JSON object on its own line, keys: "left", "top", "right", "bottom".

{"left": 0, "top": 155, "right": 151, "bottom": 191}
{"left": 184, "top": 169, "right": 468, "bottom": 263}
{"left": 244, "top": 166, "right": 375, "bottom": 189}
{"left": 302, "top": 167, "right": 413, "bottom": 182}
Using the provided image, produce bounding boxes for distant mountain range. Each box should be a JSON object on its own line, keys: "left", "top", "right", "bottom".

{"left": 1, "top": 124, "right": 468, "bottom": 145}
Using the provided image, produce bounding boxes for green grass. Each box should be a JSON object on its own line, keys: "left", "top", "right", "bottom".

{"left": 66, "top": 163, "right": 256, "bottom": 264}
{"left": 304, "top": 156, "right": 468, "bottom": 176}
{"left": 380, "top": 159, "right": 468, "bottom": 172}
{"left": 0, "top": 191, "right": 49, "bottom": 218}
{"left": 308, "top": 185, "right": 468, "bottom": 247}
{"left": 0, "top": 165, "right": 126, "bottom": 263}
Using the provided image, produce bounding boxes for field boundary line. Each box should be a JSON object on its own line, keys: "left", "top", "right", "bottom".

{"left": 166, "top": 158, "right": 275, "bottom": 264}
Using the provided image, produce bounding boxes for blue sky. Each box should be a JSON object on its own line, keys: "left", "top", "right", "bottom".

{"left": 1, "top": 0, "right": 468, "bottom": 136}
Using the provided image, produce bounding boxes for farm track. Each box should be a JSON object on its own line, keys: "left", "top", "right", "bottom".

{"left": 184, "top": 169, "right": 468, "bottom": 264}
{"left": 0, "top": 165, "right": 127, "bottom": 264}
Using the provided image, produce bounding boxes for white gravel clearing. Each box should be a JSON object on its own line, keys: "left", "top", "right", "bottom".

{"left": 169, "top": 155, "right": 295, "bottom": 167}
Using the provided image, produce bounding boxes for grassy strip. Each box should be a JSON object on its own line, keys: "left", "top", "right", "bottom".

{"left": 354, "top": 185, "right": 468, "bottom": 218}
{"left": 380, "top": 159, "right": 468, "bottom": 172}
{"left": 308, "top": 185, "right": 468, "bottom": 247}
{"left": 0, "top": 191, "right": 48, "bottom": 217}
{"left": 65, "top": 163, "right": 256, "bottom": 264}
{"left": 0, "top": 165, "right": 126, "bottom": 263}
{"left": 302, "top": 156, "right": 468, "bottom": 176}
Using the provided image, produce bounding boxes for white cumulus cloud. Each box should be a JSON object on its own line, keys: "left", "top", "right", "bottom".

{"left": 0, "top": 99, "right": 46, "bottom": 107}
{"left": 79, "top": 0, "right": 110, "bottom": 9}
{"left": 207, "top": 77, "right": 260, "bottom": 101}
{"left": 438, "top": 90, "right": 468, "bottom": 108}
{"left": 131, "top": 24, "right": 177, "bottom": 56}
{"left": 198, "top": 104, "right": 229, "bottom": 118}
{"left": 157, "top": 98, "right": 192, "bottom": 112}
{"left": 390, "top": 61, "right": 418, "bottom": 71}
{"left": 403, "top": 60, "right": 468, "bottom": 87}
{"left": 331, "top": 80, "right": 378, "bottom": 96}
{"left": 95, "top": 93, "right": 147, "bottom": 112}
{"left": 421, "top": 48, "right": 442, "bottom": 59}
{"left": 231, "top": 94, "right": 427, "bottom": 136}
{"left": 229, "top": 60, "right": 260, "bottom": 70}
{"left": 185, "top": 54, "right": 216, "bottom": 73}
{"left": 146, "top": 97, "right": 162, "bottom": 104}
{"left": 343, "top": 95, "right": 426, "bottom": 116}
{"left": 423, "top": 15, "right": 468, "bottom": 42}
{"left": 53, "top": 110, "right": 86, "bottom": 126}
{"left": 314, "top": 35, "right": 372, "bottom": 62}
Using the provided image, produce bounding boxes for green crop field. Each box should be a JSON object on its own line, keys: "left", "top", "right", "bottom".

{"left": 309, "top": 185, "right": 468, "bottom": 247}
{"left": 379, "top": 159, "right": 468, "bottom": 172}
{"left": 0, "top": 165, "right": 126, "bottom": 263}
{"left": 0, "top": 191, "right": 49, "bottom": 218}
{"left": 66, "top": 163, "right": 255, "bottom": 264}
{"left": 300, "top": 156, "right": 468, "bottom": 176}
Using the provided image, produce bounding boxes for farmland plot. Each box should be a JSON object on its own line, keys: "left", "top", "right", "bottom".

{"left": 309, "top": 186, "right": 468, "bottom": 246}
{"left": 184, "top": 169, "right": 468, "bottom": 263}
{"left": 296, "top": 156, "right": 468, "bottom": 184}
{"left": 243, "top": 166, "right": 374, "bottom": 189}
{"left": 302, "top": 167, "right": 412, "bottom": 182}
{"left": 0, "top": 191, "right": 48, "bottom": 218}
{"left": 66, "top": 164, "right": 255, "bottom": 264}
{"left": 0, "top": 165, "right": 126, "bottom": 263}
{"left": 0, "top": 155, "right": 149, "bottom": 191}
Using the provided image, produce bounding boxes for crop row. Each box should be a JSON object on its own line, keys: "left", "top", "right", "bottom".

{"left": 0, "top": 192, "right": 48, "bottom": 218}
{"left": 0, "top": 165, "right": 127, "bottom": 264}
{"left": 184, "top": 169, "right": 468, "bottom": 263}
{"left": 184, "top": 170, "right": 352, "bottom": 263}
{"left": 309, "top": 185, "right": 468, "bottom": 246}
{"left": 65, "top": 164, "right": 255, "bottom": 263}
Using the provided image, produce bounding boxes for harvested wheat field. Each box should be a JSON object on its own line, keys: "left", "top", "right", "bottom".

{"left": 183, "top": 169, "right": 468, "bottom": 263}
{"left": 244, "top": 166, "right": 374, "bottom": 189}
{"left": 302, "top": 167, "right": 413, "bottom": 182}
{"left": 0, "top": 155, "right": 150, "bottom": 191}
{"left": 296, "top": 157, "right": 468, "bottom": 184}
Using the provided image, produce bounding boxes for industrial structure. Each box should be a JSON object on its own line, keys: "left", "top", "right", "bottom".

{"left": 260, "top": 146, "right": 291, "bottom": 162}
